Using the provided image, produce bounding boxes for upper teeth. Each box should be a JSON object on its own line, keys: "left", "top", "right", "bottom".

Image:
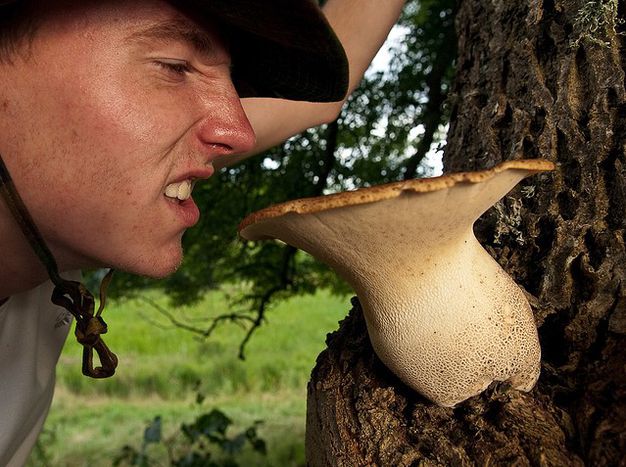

{"left": 165, "top": 179, "right": 192, "bottom": 201}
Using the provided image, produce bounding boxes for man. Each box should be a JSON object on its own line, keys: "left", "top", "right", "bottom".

{"left": 0, "top": 0, "right": 405, "bottom": 464}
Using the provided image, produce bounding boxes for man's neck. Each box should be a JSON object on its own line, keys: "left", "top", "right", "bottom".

{"left": 0, "top": 204, "right": 51, "bottom": 298}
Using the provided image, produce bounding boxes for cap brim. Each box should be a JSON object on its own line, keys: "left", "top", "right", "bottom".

{"left": 1, "top": 0, "right": 349, "bottom": 102}
{"left": 176, "top": 0, "right": 349, "bottom": 102}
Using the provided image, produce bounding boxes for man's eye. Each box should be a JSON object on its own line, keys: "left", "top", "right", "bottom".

{"left": 155, "top": 60, "right": 191, "bottom": 76}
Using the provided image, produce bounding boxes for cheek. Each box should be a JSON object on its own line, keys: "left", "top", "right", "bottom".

{"left": 39, "top": 88, "right": 171, "bottom": 203}
{"left": 83, "top": 65, "right": 203, "bottom": 156}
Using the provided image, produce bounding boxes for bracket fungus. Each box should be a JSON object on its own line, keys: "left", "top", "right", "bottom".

{"left": 239, "top": 159, "right": 555, "bottom": 407}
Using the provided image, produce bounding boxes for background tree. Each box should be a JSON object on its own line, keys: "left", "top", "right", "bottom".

{"left": 306, "top": 0, "right": 625, "bottom": 465}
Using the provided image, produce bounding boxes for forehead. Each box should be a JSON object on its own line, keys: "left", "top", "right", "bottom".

{"left": 33, "top": 0, "right": 227, "bottom": 59}
{"left": 127, "top": 17, "right": 219, "bottom": 57}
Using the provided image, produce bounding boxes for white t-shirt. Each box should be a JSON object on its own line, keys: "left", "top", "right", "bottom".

{"left": 0, "top": 273, "right": 78, "bottom": 466}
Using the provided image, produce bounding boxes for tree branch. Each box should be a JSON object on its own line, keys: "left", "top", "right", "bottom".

{"left": 137, "top": 295, "right": 255, "bottom": 340}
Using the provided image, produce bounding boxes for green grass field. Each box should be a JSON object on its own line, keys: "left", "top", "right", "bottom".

{"left": 28, "top": 289, "right": 350, "bottom": 466}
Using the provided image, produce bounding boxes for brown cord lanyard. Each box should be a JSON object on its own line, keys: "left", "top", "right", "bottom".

{"left": 0, "top": 154, "right": 118, "bottom": 378}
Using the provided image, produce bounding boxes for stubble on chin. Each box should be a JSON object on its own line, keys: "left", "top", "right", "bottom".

{"left": 104, "top": 240, "right": 184, "bottom": 279}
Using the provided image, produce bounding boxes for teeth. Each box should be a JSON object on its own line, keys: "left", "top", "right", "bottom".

{"left": 165, "top": 179, "right": 192, "bottom": 201}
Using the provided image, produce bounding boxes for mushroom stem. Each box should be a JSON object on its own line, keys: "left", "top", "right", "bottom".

{"left": 240, "top": 160, "right": 554, "bottom": 406}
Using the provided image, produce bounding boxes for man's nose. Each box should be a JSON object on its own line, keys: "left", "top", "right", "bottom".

{"left": 194, "top": 88, "right": 256, "bottom": 159}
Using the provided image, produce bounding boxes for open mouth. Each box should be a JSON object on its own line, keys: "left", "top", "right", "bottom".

{"left": 163, "top": 178, "right": 201, "bottom": 227}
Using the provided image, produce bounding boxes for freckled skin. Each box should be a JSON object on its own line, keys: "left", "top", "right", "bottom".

{"left": 0, "top": 0, "right": 256, "bottom": 279}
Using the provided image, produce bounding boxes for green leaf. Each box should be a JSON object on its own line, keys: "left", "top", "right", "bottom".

{"left": 183, "top": 408, "right": 233, "bottom": 442}
{"left": 251, "top": 438, "right": 267, "bottom": 455}
{"left": 143, "top": 416, "right": 161, "bottom": 444}
{"left": 221, "top": 433, "right": 247, "bottom": 455}
{"left": 245, "top": 422, "right": 267, "bottom": 455}
{"left": 197, "top": 409, "right": 232, "bottom": 436}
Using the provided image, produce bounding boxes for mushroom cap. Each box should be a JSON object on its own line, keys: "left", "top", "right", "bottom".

{"left": 239, "top": 159, "right": 554, "bottom": 406}
{"left": 239, "top": 159, "right": 554, "bottom": 233}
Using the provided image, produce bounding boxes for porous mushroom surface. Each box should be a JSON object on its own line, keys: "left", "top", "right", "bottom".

{"left": 239, "top": 159, "right": 555, "bottom": 407}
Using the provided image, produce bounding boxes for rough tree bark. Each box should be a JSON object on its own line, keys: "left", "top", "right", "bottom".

{"left": 306, "top": 1, "right": 626, "bottom": 465}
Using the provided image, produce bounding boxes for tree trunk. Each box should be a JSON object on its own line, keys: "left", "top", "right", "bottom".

{"left": 306, "top": 1, "right": 626, "bottom": 465}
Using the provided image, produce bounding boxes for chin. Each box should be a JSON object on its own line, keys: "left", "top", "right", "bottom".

{"left": 116, "top": 247, "right": 184, "bottom": 279}
{"left": 144, "top": 257, "right": 183, "bottom": 279}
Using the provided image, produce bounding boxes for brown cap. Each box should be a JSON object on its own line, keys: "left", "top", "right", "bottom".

{"left": 180, "top": 0, "right": 349, "bottom": 102}
{"left": 1, "top": 0, "right": 349, "bottom": 102}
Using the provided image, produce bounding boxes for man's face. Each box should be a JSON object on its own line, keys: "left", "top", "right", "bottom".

{"left": 0, "top": 0, "right": 256, "bottom": 277}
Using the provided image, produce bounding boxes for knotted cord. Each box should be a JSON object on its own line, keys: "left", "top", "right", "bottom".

{"left": 0, "top": 154, "right": 118, "bottom": 378}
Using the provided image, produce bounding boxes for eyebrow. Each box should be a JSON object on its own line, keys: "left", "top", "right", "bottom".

{"left": 127, "top": 18, "right": 218, "bottom": 58}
